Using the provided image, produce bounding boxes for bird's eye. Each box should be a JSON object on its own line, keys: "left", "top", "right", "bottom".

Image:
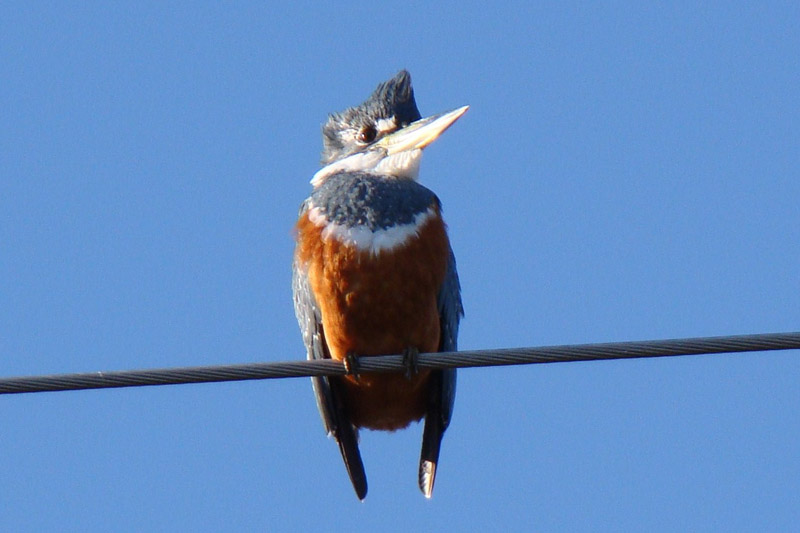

{"left": 356, "top": 125, "right": 377, "bottom": 143}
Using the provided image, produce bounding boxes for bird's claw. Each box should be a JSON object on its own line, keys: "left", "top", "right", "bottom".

{"left": 403, "top": 347, "right": 420, "bottom": 379}
{"left": 344, "top": 352, "right": 361, "bottom": 380}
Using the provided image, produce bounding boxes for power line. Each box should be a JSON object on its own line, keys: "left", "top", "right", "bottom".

{"left": 2, "top": 331, "right": 799, "bottom": 395}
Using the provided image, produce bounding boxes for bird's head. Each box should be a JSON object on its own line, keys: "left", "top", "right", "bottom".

{"left": 313, "top": 70, "right": 468, "bottom": 187}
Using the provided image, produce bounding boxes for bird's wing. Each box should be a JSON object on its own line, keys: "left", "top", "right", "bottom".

{"left": 292, "top": 259, "right": 334, "bottom": 434}
{"left": 292, "top": 254, "right": 368, "bottom": 500}
{"left": 419, "top": 247, "right": 463, "bottom": 497}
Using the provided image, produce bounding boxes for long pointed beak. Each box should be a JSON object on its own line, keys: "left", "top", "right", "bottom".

{"left": 376, "top": 105, "right": 469, "bottom": 155}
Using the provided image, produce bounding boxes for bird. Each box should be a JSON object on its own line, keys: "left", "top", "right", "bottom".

{"left": 292, "top": 70, "right": 466, "bottom": 500}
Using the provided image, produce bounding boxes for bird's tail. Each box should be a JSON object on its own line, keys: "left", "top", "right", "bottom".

{"left": 335, "top": 421, "right": 367, "bottom": 500}
{"left": 418, "top": 407, "right": 445, "bottom": 498}
{"left": 330, "top": 379, "right": 368, "bottom": 500}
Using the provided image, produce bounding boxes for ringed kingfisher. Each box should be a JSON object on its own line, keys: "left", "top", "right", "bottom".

{"left": 292, "top": 70, "right": 466, "bottom": 500}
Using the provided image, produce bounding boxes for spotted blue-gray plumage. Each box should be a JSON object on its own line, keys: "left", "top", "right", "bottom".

{"left": 302, "top": 171, "right": 440, "bottom": 230}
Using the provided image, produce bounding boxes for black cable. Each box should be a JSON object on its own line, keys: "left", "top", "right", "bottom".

{"left": 2, "top": 332, "right": 799, "bottom": 395}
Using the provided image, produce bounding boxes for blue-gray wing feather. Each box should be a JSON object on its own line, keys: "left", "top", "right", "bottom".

{"left": 437, "top": 248, "right": 462, "bottom": 429}
{"left": 293, "top": 250, "right": 368, "bottom": 499}
{"left": 292, "top": 258, "right": 336, "bottom": 436}
{"left": 419, "top": 247, "right": 463, "bottom": 496}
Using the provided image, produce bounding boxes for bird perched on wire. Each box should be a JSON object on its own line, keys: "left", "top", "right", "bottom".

{"left": 292, "top": 70, "right": 466, "bottom": 500}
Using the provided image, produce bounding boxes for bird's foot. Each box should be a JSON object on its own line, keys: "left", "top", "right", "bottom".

{"left": 403, "top": 346, "right": 420, "bottom": 379}
{"left": 344, "top": 352, "right": 361, "bottom": 381}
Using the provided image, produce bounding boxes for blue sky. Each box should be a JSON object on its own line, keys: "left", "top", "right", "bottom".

{"left": 2, "top": 2, "right": 799, "bottom": 531}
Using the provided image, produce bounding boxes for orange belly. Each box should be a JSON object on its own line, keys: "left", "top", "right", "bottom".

{"left": 340, "top": 371, "right": 432, "bottom": 430}
{"left": 296, "top": 210, "right": 451, "bottom": 430}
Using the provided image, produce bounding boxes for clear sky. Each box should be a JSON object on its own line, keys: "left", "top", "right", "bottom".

{"left": 2, "top": 2, "right": 799, "bottom": 531}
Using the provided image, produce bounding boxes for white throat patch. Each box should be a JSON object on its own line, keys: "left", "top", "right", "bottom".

{"left": 311, "top": 148, "right": 423, "bottom": 187}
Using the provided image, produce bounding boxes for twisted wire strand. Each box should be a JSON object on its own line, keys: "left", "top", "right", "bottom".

{"left": 2, "top": 332, "right": 799, "bottom": 395}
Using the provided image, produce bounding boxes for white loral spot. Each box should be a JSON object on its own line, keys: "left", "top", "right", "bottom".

{"left": 310, "top": 148, "right": 424, "bottom": 187}
{"left": 308, "top": 205, "right": 436, "bottom": 254}
{"left": 375, "top": 116, "right": 397, "bottom": 135}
